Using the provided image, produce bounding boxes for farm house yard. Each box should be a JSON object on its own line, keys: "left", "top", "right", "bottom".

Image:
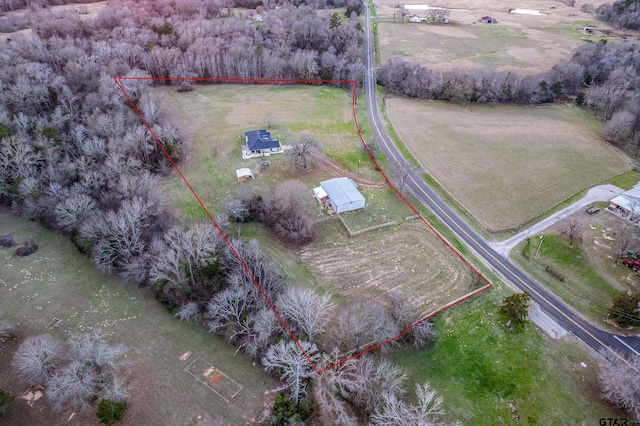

{"left": 373, "top": 0, "right": 622, "bottom": 75}
{"left": 0, "top": 209, "right": 278, "bottom": 426}
{"left": 386, "top": 98, "right": 631, "bottom": 232}
{"left": 156, "top": 84, "right": 384, "bottom": 221}
{"left": 158, "top": 83, "right": 473, "bottom": 319}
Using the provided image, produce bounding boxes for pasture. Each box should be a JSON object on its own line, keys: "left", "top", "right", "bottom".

{"left": 157, "top": 84, "right": 384, "bottom": 221}
{"left": 157, "top": 83, "right": 474, "bottom": 321}
{"left": 373, "top": 0, "right": 625, "bottom": 75}
{"left": 385, "top": 97, "right": 631, "bottom": 232}
{"left": 391, "top": 288, "right": 624, "bottom": 423}
{"left": 0, "top": 209, "right": 278, "bottom": 425}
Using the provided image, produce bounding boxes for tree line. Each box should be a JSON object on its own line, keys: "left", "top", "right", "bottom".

{"left": 598, "top": 0, "right": 640, "bottom": 30}
{"left": 378, "top": 40, "right": 640, "bottom": 153}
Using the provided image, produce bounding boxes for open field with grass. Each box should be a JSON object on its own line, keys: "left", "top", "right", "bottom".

{"left": 158, "top": 83, "right": 474, "bottom": 318}
{"left": 372, "top": 0, "right": 632, "bottom": 75}
{"left": 390, "top": 289, "right": 624, "bottom": 424}
{"left": 386, "top": 97, "right": 632, "bottom": 232}
{"left": 512, "top": 210, "right": 640, "bottom": 329}
{"left": 157, "top": 84, "right": 384, "bottom": 221}
{"left": 0, "top": 209, "right": 278, "bottom": 425}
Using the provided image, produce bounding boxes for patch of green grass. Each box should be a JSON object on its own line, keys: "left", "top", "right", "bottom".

{"left": 0, "top": 209, "right": 277, "bottom": 425}
{"left": 339, "top": 187, "right": 413, "bottom": 232}
{"left": 390, "top": 293, "right": 622, "bottom": 424}
{"left": 512, "top": 233, "right": 618, "bottom": 324}
{"left": 606, "top": 170, "right": 640, "bottom": 190}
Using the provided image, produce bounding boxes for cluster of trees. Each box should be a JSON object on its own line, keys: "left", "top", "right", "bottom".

{"left": 378, "top": 40, "right": 640, "bottom": 153}
{"left": 598, "top": 0, "right": 640, "bottom": 30}
{"left": 598, "top": 349, "right": 640, "bottom": 420}
{"left": 11, "top": 331, "right": 128, "bottom": 414}
{"left": 228, "top": 180, "right": 318, "bottom": 245}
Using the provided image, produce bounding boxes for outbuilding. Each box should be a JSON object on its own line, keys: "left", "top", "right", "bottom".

{"left": 236, "top": 168, "right": 254, "bottom": 182}
{"left": 319, "top": 177, "right": 366, "bottom": 213}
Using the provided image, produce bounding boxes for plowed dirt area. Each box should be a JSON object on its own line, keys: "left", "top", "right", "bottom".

{"left": 300, "top": 220, "right": 473, "bottom": 316}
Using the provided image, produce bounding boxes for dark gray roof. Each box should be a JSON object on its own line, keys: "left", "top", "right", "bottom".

{"left": 320, "top": 177, "right": 365, "bottom": 207}
{"left": 244, "top": 130, "right": 281, "bottom": 151}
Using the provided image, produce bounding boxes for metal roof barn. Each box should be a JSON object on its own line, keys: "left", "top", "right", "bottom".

{"left": 320, "top": 177, "right": 366, "bottom": 213}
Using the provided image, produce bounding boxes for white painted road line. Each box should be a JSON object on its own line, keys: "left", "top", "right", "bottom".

{"left": 613, "top": 335, "right": 640, "bottom": 356}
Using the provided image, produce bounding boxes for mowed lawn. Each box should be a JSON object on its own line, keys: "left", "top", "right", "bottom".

{"left": 0, "top": 209, "right": 278, "bottom": 426}
{"left": 386, "top": 98, "right": 631, "bottom": 232}
{"left": 374, "top": 0, "right": 617, "bottom": 75}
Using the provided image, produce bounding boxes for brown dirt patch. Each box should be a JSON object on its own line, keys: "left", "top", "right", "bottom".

{"left": 299, "top": 220, "right": 473, "bottom": 316}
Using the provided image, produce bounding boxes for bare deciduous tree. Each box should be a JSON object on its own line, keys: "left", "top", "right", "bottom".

{"left": 312, "top": 349, "right": 362, "bottom": 426}
{"left": 333, "top": 301, "right": 399, "bottom": 354}
{"left": 613, "top": 219, "right": 637, "bottom": 264}
{"left": 597, "top": 349, "right": 640, "bottom": 420}
{"left": 262, "top": 340, "right": 320, "bottom": 405}
{"left": 286, "top": 132, "right": 319, "bottom": 172}
{"left": 261, "top": 180, "right": 316, "bottom": 246}
{"left": 562, "top": 217, "right": 583, "bottom": 246}
{"left": 370, "top": 382, "right": 452, "bottom": 426}
{"left": 12, "top": 334, "right": 63, "bottom": 387}
{"left": 277, "top": 287, "right": 335, "bottom": 342}
{"left": 353, "top": 356, "right": 406, "bottom": 414}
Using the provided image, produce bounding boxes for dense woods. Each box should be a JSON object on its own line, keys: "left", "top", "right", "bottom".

{"left": 598, "top": 0, "right": 640, "bottom": 30}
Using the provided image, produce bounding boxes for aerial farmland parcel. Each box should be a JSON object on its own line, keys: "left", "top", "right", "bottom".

{"left": 157, "top": 83, "right": 475, "bottom": 320}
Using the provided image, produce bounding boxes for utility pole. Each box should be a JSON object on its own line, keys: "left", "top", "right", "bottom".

{"left": 358, "top": 157, "right": 361, "bottom": 175}
{"left": 534, "top": 233, "right": 544, "bottom": 258}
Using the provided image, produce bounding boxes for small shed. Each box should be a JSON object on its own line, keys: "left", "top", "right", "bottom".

{"left": 236, "top": 168, "right": 254, "bottom": 182}
{"left": 409, "top": 15, "right": 422, "bottom": 23}
{"left": 480, "top": 16, "right": 497, "bottom": 23}
{"left": 313, "top": 186, "right": 329, "bottom": 204}
{"left": 320, "top": 177, "right": 366, "bottom": 213}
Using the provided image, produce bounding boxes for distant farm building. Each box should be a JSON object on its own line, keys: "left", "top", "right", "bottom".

{"left": 315, "top": 177, "right": 366, "bottom": 213}
{"left": 236, "top": 168, "right": 254, "bottom": 182}
{"left": 242, "top": 130, "right": 283, "bottom": 159}
{"left": 480, "top": 16, "right": 497, "bottom": 23}
{"left": 608, "top": 184, "right": 640, "bottom": 224}
{"left": 409, "top": 15, "right": 422, "bottom": 22}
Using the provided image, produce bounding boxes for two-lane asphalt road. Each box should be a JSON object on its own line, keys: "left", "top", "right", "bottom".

{"left": 361, "top": 2, "right": 640, "bottom": 359}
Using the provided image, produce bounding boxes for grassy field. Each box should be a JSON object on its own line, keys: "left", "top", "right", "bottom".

{"left": 373, "top": 0, "right": 625, "bottom": 75}
{"left": 512, "top": 211, "right": 640, "bottom": 328}
{"left": 0, "top": 209, "right": 278, "bottom": 425}
{"left": 390, "top": 289, "right": 624, "bottom": 424}
{"left": 157, "top": 83, "right": 474, "bottom": 320}
{"left": 386, "top": 98, "right": 632, "bottom": 232}
{"left": 156, "top": 84, "right": 384, "bottom": 221}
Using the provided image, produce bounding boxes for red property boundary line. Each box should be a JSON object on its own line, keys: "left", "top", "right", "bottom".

{"left": 114, "top": 77, "right": 493, "bottom": 374}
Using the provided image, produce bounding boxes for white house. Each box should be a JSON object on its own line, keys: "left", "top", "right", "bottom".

{"left": 318, "top": 177, "right": 366, "bottom": 213}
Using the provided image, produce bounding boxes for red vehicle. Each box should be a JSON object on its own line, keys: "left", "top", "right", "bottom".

{"left": 623, "top": 259, "right": 640, "bottom": 270}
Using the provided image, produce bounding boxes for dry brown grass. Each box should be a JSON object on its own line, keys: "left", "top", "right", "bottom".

{"left": 373, "top": 0, "right": 631, "bottom": 75}
{"left": 386, "top": 97, "right": 632, "bottom": 231}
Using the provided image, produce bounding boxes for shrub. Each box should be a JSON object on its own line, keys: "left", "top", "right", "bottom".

{"left": 96, "top": 399, "right": 127, "bottom": 425}
{"left": 14, "top": 238, "right": 38, "bottom": 256}
{"left": 0, "top": 233, "right": 16, "bottom": 248}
